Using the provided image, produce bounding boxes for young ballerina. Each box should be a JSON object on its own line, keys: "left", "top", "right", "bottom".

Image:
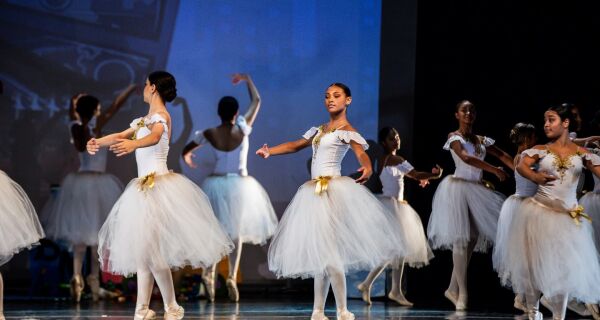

{"left": 497, "top": 104, "right": 600, "bottom": 320}
{"left": 41, "top": 86, "right": 135, "bottom": 302}
{"left": 492, "top": 123, "right": 538, "bottom": 314}
{"left": 182, "top": 73, "right": 277, "bottom": 302}
{"left": 0, "top": 170, "right": 45, "bottom": 320}
{"left": 256, "top": 83, "right": 404, "bottom": 320}
{"left": 427, "top": 100, "right": 513, "bottom": 310}
{"left": 356, "top": 126, "right": 440, "bottom": 306}
{"left": 87, "top": 71, "right": 233, "bottom": 319}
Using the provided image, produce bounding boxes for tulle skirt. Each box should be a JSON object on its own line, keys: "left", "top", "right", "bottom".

{"left": 492, "top": 195, "right": 527, "bottom": 276}
{"left": 0, "top": 171, "right": 44, "bottom": 266}
{"left": 379, "top": 196, "right": 433, "bottom": 268}
{"left": 41, "top": 172, "right": 123, "bottom": 245}
{"left": 268, "top": 176, "right": 405, "bottom": 279}
{"left": 579, "top": 191, "right": 600, "bottom": 249}
{"left": 201, "top": 175, "right": 278, "bottom": 245}
{"left": 427, "top": 176, "right": 506, "bottom": 252}
{"left": 98, "top": 172, "right": 233, "bottom": 276}
{"left": 497, "top": 196, "right": 600, "bottom": 302}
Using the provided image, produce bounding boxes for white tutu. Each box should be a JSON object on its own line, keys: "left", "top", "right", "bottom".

{"left": 497, "top": 197, "right": 600, "bottom": 302}
{"left": 41, "top": 172, "right": 123, "bottom": 245}
{"left": 427, "top": 176, "right": 506, "bottom": 252}
{"left": 379, "top": 196, "right": 433, "bottom": 268}
{"left": 492, "top": 195, "right": 526, "bottom": 276}
{"left": 580, "top": 191, "right": 600, "bottom": 249}
{"left": 268, "top": 176, "right": 405, "bottom": 279}
{"left": 0, "top": 171, "right": 44, "bottom": 265}
{"left": 201, "top": 175, "right": 278, "bottom": 245}
{"left": 98, "top": 172, "right": 233, "bottom": 275}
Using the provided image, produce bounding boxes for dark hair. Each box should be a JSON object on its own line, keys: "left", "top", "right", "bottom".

{"left": 562, "top": 102, "right": 578, "bottom": 113}
{"left": 509, "top": 122, "right": 535, "bottom": 145}
{"left": 76, "top": 95, "right": 100, "bottom": 120}
{"left": 328, "top": 82, "right": 352, "bottom": 97}
{"left": 455, "top": 100, "right": 475, "bottom": 112}
{"left": 378, "top": 126, "right": 398, "bottom": 144}
{"left": 148, "top": 70, "right": 177, "bottom": 102}
{"left": 217, "top": 96, "right": 239, "bottom": 121}
{"left": 547, "top": 104, "right": 576, "bottom": 129}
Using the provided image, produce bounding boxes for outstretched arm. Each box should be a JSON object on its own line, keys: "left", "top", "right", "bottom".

{"left": 69, "top": 93, "right": 85, "bottom": 122}
{"left": 108, "top": 122, "right": 164, "bottom": 157}
{"left": 487, "top": 144, "right": 515, "bottom": 171}
{"left": 96, "top": 84, "right": 137, "bottom": 130}
{"left": 233, "top": 73, "right": 261, "bottom": 127}
{"left": 86, "top": 128, "right": 134, "bottom": 154}
{"left": 256, "top": 138, "right": 311, "bottom": 158}
{"left": 350, "top": 141, "right": 372, "bottom": 184}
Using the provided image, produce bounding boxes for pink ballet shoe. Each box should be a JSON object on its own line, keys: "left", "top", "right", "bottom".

{"left": 336, "top": 308, "right": 355, "bottom": 320}
{"left": 134, "top": 305, "right": 156, "bottom": 320}
{"left": 514, "top": 294, "right": 527, "bottom": 313}
{"left": 388, "top": 291, "right": 413, "bottom": 307}
{"left": 164, "top": 305, "right": 184, "bottom": 320}
{"left": 567, "top": 299, "right": 591, "bottom": 316}
{"left": 356, "top": 282, "right": 372, "bottom": 305}
{"left": 444, "top": 290, "right": 459, "bottom": 309}
{"left": 70, "top": 274, "right": 85, "bottom": 303}
{"left": 202, "top": 274, "right": 215, "bottom": 302}
{"left": 527, "top": 310, "right": 543, "bottom": 320}
{"left": 226, "top": 277, "right": 239, "bottom": 302}
{"left": 311, "top": 309, "right": 329, "bottom": 320}
{"left": 586, "top": 303, "right": 600, "bottom": 320}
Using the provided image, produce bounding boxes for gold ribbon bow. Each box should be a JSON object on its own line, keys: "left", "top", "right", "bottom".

{"left": 131, "top": 118, "right": 146, "bottom": 140}
{"left": 569, "top": 205, "right": 592, "bottom": 226}
{"left": 138, "top": 172, "right": 156, "bottom": 192}
{"left": 313, "top": 176, "right": 332, "bottom": 195}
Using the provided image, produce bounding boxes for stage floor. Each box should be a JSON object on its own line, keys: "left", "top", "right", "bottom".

{"left": 2, "top": 299, "right": 535, "bottom": 319}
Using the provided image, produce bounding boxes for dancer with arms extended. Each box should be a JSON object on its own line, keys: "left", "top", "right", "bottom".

{"left": 256, "top": 83, "right": 403, "bottom": 320}
{"left": 182, "top": 73, "right": 277, "bottom": 302}
{"left": 87, "top": 71, "right": 232, "bottom": 319}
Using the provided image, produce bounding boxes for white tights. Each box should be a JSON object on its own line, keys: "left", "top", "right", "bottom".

{"left": 361, "top": 259, "right": 406, "bottom": 297}
{"left": 0, "top": 272, "right": 4, "bottom": 315}
{"left": 202, "top": 238, "right": 243, "bottom": 283}
{"left": 136, "top": 259, "right": 179, "bottom": 312}
{"left": 525, "top": 289, "right": 568, "bottom": 320}
{"left": 314, "top": 266, "right": 348, "bottom": 312}
{"left": 72, "top": 244, "right": 100, "bottom": 278}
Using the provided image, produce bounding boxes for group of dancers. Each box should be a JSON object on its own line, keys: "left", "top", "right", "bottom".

{"left": 1, "top": 71, "right": 600, "bottom": 320}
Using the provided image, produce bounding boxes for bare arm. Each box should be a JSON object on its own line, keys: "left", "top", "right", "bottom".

{"left": 573, "top": 136, "right": 600, "bottom": 147}
{"left": 108, "top": 123, "right": 164, "bottom": 157}
{"left": 406, "top": 167, "right": 442, "bottom": 181}
{"left": 256, "top": 138, "right": 312, "bottom": 158}
{"left": 487, "top": 144, "right": 515, "bottom": 171}
{"left": 516, "top": 151, "right": 557, "bottom": 185}
{"left": 86, "top": 128, "right": 134, "bottom": 154}
{"left": 234, "top": 74, "right": 261, "bottom": 126}
{"left": 350, "top": 141, "right": 372, "bottom": 184}
{"left": 449, "top": 140, "right": 508, "bottom": 181}
{"left": 69, "top": 93, "right": 85, "bottom": 121}
{"left": 96, "top": 84, "right": 137, "bottom": 131}
{"left": 182, "top": 140, "right": 202, "bottom": 168}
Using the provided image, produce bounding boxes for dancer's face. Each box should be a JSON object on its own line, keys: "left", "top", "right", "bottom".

{"left": 455, "top": 103, "right": 476, "bottom": 125}
{"left": 383, "top": 129, "right": 401, "bottom": 152}
{"left": 324, "top": 86, "right": 351, "bottom": 114}
{"left": 571, "top": 106, "right": 582, "bottom": 131}
{"left": 543, "top": 110, "right": 569, "bottom": 139}
{"left": 143, "top": 79, "right": 156, "bottom": 104}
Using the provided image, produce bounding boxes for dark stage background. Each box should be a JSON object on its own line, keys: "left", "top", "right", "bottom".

{"left": 2, "top": 0, "right": 600, "bottom": 311}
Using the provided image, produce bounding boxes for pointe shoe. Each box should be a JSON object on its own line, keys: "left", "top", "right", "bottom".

{"left": 527, "top": 310, "right": 543, "bottom": 320}
{"left": 86, "top": 275, "right": 100, "bottom": 302}
{"left": 336, "top": 308, "right": 355, "bottom": 320}
{"left": 567, "top": 299, "right": 591, "bottom": 316}
{"left": 202, "top": 274, "right": 215, "bottom": 302}
{"left": 226, "top": 278, "right": 239, "bottom": 302}
{"left": 388, "top": 291, "right": 413, "bottom": 307}
{"left": 586, "top": 303, "right": 600, "bottom": 320}
{"left": 356, "top": 282, "right": 372, "bottom": 305}
{"left": 444, "top": 290, "right": 460, "bottom": 309}
{"left": 311, "top": 310, "right": 329, "bottom": 320}
{"left": 514, "top": 294, "right": 527, "bottom": 313}
{"left": 134, "top": 305, "right": 157, "bottom": 320}
{"left": 164, "top": 305, "right": 184, "bottom": 320}
{"left": 455, "top": 296, "right": 467, "bottom": 311}
{"left": 70, "top": 274, "right": 85, "bottom": 303}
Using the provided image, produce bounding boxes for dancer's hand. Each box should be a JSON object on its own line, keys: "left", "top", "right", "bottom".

{"left": 533, "top": 171, "right": 557, "bottom": 186}
{"left": 86, "top": 138, "right": 100, "bottom": 155}
{"left": 419, "top": 179, "right": 430, "bottom": 188}
{"left": 355, "top": 166, "right": 372, "bottom": 184}
{"left": 110, "top": 139, "right": 137, "bottom": 157}
{"left": 493, "top": 166, "right": 508, "bottom": 182}
{"left": 256, "top": 144, "right": 270, "bottom": 159}
{"left": 183, "top": 152, "right": 197, "bottom": 168}
{"left": 232, "top": 73, "right": 249, "bottom": 84}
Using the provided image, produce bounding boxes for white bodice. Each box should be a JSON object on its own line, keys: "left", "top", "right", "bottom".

{"left": 444, "top": 134, "right": 495, "bottom": 182}
{"left": 303, "top": 126, "right": 368, "bottom": 179}
{"left": 130, "top": 114, "right": 170, "bottom": 177}
{"left": 380, "top": 160, "right": 414, "bottom": 201}
{"left": 70, "top": 119, "right": 107, "bottom": 172}
{"left": 522, "top": 148, "right": 600, "bottom": 209}
{"left": 193, "top": 116, "right": 252, "bottom": 176}
{"left": 590, "top": 149, "right": 600, "bottom": 193}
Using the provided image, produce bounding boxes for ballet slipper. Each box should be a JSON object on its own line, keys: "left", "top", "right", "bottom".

{"left": 164, "top": 305, "right": 184, "bottom": 320}
{"left": 226, "top": 278, "right": 239, "bottom": 302}
{"left": 311, "top": 309, "right": 329, "bottom": 320}
{"left": 356, "top": 282, "right": 371, "bottom": 305}
{"left": 70, "top": 274, "right": 85, "bottom": 303}
{"left": 336, "top": 308, "right": 355, "bottom": 320}
{"left": 134, "top": 305, "right": 156, "bottom": 320}
{"left": 514, "top": 294, "right": 527, "bottom": 313}
{"left": 388, "top": 291, "right": 413, "bottom": 307}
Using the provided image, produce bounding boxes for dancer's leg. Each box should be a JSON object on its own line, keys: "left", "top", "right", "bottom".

{"left": 357, "top": 262, "right": 388, "bottom": 304}
{"left": 388, "top": 258, "right": 413, "bottom": 306}
{"left": 312, "top": 273, "right": 330, "bottom": 320}
{"left": 134, "top": 266, "right": 156, "bottom": 319}
{"left": 326, "top": 266, "right": 354, "bottom": 319}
